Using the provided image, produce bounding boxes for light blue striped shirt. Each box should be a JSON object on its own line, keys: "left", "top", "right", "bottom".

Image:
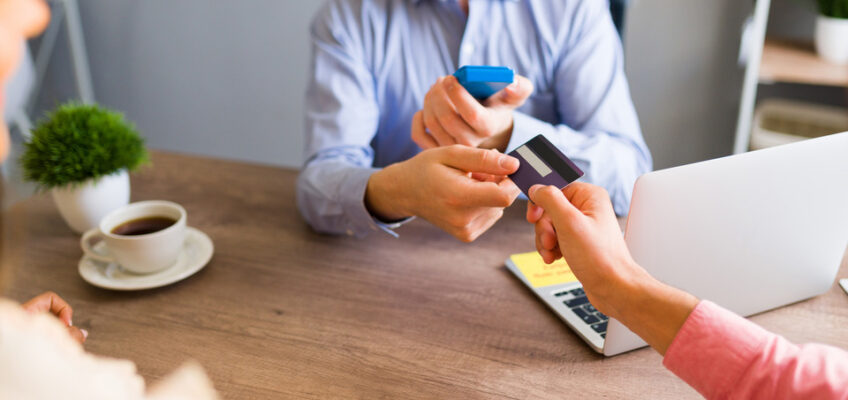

{"left": 298, "top": 0, "right": 651, "bottom": 237}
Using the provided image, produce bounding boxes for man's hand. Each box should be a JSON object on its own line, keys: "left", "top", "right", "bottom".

{"left": 527, "top": 183, "right": 698, "bottom": 354}
{"left": 22, "top": 291, "right": 87, "bottom": 344}
{"left": 411, "top": 75, "right": 533, "bottom": 152}
{"left": 366, "top": 145, "right": 521, "bottom": 242}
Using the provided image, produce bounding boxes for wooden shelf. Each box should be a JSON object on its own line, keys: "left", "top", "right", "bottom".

{"left": 759, "top": 38, "right": 848, "bottom": 87}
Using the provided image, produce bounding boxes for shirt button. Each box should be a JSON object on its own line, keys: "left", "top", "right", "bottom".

{"left": 462, "top": 43, "right": 475, "bottom": 55}
{"left": 346, "top": 229, "right": 354, "bottom": 236}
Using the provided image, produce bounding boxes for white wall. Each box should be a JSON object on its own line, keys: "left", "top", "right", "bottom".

{"left": 624, "top": 0, "right": 750, "bottom": 169}
{"left": 37, "top": 0, "right": 324, "bottom": 168}
{"left": 36, "top": 0, "right": 758, "bottom": 170}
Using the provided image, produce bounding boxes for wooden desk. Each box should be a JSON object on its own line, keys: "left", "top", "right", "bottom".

{"left": 6, "top": 152, "right": 848, "bottom": 398}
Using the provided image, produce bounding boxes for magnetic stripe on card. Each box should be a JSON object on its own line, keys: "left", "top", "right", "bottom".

{"left": 516, "top": 145, "right": 552, "bottom": 177}
{"left": 526, "top": 136, "right": 582, "bottom": 182}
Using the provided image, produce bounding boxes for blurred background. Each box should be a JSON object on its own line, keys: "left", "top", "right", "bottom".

{"left": 6, "top": 0, "right": 848, "bottom": 180}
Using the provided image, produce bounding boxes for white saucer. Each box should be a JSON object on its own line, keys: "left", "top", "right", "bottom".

{"left": 78, "top": 227, "right": 214, "bottom": 291}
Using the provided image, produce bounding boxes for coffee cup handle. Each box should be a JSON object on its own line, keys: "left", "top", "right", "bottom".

{"left": 80, "top": 229, "right": 116, "bottom": 263}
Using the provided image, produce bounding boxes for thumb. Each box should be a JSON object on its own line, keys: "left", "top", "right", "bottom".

{"left": 486, "top": 75, "right": 533, "bottom": 108}
{"left": 528, "top": 184, "right": 581, "bottom": 230}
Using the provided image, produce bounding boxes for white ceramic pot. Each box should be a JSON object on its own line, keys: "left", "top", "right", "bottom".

{"left": 815, "top": 15, "right": 848, "bottom": 65}
{"left": 51, "top": 170, "right": 131, "bottom": 234}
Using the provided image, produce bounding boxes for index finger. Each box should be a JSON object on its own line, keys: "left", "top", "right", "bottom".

{"left": 22, "top": 292, "right": 74, "bottom": 326}
{"left": 444, "top": 76, "right": 490, "bottom": 133}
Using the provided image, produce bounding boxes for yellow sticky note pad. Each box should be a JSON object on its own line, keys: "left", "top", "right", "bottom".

{"left": 509, "top": 251, "right": 578, "bottom": 288}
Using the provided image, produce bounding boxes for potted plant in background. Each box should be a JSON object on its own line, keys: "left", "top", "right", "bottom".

{"left": 814, "top": 0, "right": 848, "bottom": 64}
{"left": 21, "top": 103, "right": 149, "bottom": 233}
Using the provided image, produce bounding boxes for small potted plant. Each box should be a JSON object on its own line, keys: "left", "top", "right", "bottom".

{"left": 815, "top": 0, "right": 848, "bottom": 64}
{"left": 21, "top": 102, "right": 149, "bottom": 233}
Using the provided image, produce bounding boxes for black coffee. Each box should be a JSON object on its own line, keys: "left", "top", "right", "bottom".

{"left": 111, "top": 216, "right": 176, "bottom": 236}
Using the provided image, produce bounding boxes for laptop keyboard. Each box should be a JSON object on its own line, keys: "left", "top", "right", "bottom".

{"left": 554, "top": 288, "right": 609, "bottom": 338}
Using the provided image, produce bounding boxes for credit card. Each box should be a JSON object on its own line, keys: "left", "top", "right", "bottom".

{"left": 508, "top": 134, "right": 584, "bottom": 197}
{"left": 453, "top": 66, "right": 514, "bottom": 100}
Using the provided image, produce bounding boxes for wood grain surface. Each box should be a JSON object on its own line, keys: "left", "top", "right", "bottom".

{"left": 5, "top": 151, "right": 848, "bottom": 399}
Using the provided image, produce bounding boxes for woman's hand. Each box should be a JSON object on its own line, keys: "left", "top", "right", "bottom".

{"left": 527, "top": 183, "right": 698, "bottom": 354}
{"left": 22, "top": 292, "right": 87, "bottom": 344}
{"left": 526, "top": 183, "right": 648, "bottom": 318}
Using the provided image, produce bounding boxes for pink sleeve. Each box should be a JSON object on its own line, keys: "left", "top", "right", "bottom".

{"left": 663, "top": 300, "right": 848, "bottom": 399}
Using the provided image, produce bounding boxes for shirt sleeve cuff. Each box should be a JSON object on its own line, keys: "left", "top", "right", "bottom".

{"left": 372, "top": 216, "right": 415, "bottom": 238}
{"left": 340, "top": 167, "right": 414, "bottom": 238}
{"left": 662, "top": 300, "right": 769, "bottom": 398}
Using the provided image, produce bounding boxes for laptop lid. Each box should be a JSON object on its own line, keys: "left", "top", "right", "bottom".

{"left": 604, "top": 131, "right": 848, "bottom": 356}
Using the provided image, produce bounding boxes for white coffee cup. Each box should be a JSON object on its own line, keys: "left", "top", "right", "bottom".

{"left": 81, "top": 200, "right": 187, "bottom": 274}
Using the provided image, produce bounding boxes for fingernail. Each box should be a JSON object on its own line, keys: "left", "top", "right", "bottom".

{"left": 69, "top": 319, "right": 73, "bottom": 326}
{"left": 81, "top": 329, "right": 88, "bottom": 339}
{"left": 447, "top": 78, "right": 456, "bottom": 90}
{"left": 500, "top": 155, "right": 519, "bottom": 170}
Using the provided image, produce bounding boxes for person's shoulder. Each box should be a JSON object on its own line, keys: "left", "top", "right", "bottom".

{"left": 311, "top": 0, "right": 398, "bottom": 29}
{"left": 310, "top": 0, "right": 398, "bottom": 42}
{"left": 525, "top": 0, "right": 609, "bottom": 17}
{"left": 521, "top": 0, "right": 609, "bottom": 44}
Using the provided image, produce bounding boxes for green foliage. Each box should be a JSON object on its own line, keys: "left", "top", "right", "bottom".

{"left": 21, "top": 102, "right": 149, "bottom": 189}
{"left": 818, "top": 0, "right": 848, "bottom": 18}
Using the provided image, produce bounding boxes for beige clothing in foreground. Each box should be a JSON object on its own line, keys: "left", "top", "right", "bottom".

{"left": 0, "top": 299, "right": 218, "bottom": 399}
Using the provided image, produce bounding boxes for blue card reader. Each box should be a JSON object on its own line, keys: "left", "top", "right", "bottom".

{"left": 453, "top": 66, "right": 515, "bottom": 101}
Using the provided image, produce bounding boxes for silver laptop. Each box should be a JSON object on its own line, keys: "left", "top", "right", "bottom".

{"left": 507, "top": 131, "right": 848, "bottom": 356}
